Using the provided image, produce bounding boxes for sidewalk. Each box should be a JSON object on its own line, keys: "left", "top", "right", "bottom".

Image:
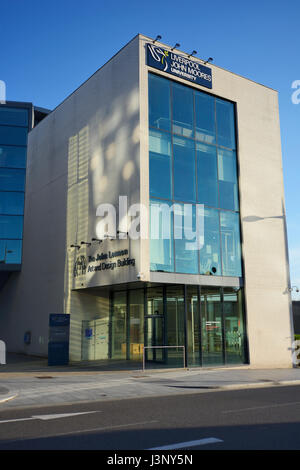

{"left": 1, "top": 353, "right": 300, "bottom": 408}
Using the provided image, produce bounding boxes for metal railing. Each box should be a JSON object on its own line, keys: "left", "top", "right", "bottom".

{"left": 142, "top": 345, "right": 186, "bottom": 371}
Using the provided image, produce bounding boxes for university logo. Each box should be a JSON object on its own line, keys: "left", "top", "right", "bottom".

{"left": 147, "top": 44, "right": 169, "bottom": 72}
{"left": 74, "top": 255, "right": 87, "bottom": 277}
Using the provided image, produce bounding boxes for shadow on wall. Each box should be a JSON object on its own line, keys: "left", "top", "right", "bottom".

{"left": 63, "top": 82, "right": 140, "bottom": 361}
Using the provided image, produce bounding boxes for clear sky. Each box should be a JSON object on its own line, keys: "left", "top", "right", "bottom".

{"left": 1, "top": 0, "right": 299, "bottom": 296}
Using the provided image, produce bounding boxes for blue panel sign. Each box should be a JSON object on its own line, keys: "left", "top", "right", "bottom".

{"left": 48, "top": 314, "right": 70, "bottom": 366}
{"left": 147, "top": 43, "right": 212, "bottom": 89}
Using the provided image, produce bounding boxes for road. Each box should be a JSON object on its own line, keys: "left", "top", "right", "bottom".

{"left": 0, "top": 385, "right": 300, "bottom": 450}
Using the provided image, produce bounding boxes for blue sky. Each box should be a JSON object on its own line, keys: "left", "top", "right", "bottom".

{"left": 1, "top": 0, "right": 299, "bottom": 295}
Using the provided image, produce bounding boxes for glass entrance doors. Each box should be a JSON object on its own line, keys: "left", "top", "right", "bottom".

{"left": 144, "top": 315, "right": 164, "bottom": 363}
{"left": 110, "top": 285, "right": 247, "bottom": 368}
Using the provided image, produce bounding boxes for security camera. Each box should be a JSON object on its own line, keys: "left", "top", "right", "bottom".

{"left": 137, "top": 272, "right": 143, "bottom": 280}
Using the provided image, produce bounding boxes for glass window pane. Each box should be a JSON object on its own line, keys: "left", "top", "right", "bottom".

{"left": 150, "top": 200, "right": 174, "bottom": 272}
{"left": 0, "top": 146, "right": 27, "bottom": 168}
{"left": 147, "top": 287, "right": 164, "bottom": 315}
{"left": 174, "top": 203, "right": 198, "bottom": 274}
{"left": 166, "top": 285, "right": 185, "bottom": 367}
{"left": 0, "top": 107, "right": 29, "bottom": 127}
{"left": 129, "top": 289, "right": 144, "bottom": 362}
{"left": 111, "top": 291, "right": 127, "bottom": 360}
{"left": 149, "top": 130, "right": 172, "bottom": 199}
{"left": 0, "top": 192, "right": 24, "bottom": 215}
{"left": 145, "top": 287, "right": 164, "bottom": 363}
{"left": 0, "top": 215, "right": 23, "bottom": 239}
{"left": 218, "top": 148, "right": 239, "bottom": 211}
{"left": 200, "top": 207, "right": 221, "bottom": 275}
{"left": 186, "top": 286, "right": 201, "bottom": 367}
{"left": 148, "top": 74, "right": 171, "bottom": 131}
{"left": 197, "top": 143, "right": 218, "bottom": 207}
{"left": 172, "top": 83, "right": 194, "bottom": 138}
{"left": 195, "top": 91, "right": 216, "bottom": 144}
{"left": 216, "top": 99, "right": 236, "bottom": 149}
{"left": 201, "top": 287, "right": 223, "bottom": 366}
{"left": 0, "top": 239, "right": 22, "bottom": 264}
{"left": 224, "top": 288, "right": 246, "bottom": 364}
{"left": 173, "top": 136, "right": 196, "bottom": 202}
{"left": 0, "top": 169, "right": 25, "bottom": 191}
{"left": 0, "top": 126, "right": 28, "bottom": 146}
{"left": 220, "top": 210, "right": 242, "bottom": 277}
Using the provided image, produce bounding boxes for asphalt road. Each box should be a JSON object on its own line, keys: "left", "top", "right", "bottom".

{"left": 0, "top": 385, "right": 300, "bottom": 451}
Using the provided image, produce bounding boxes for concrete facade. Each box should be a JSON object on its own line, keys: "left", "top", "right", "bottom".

{"left": 0, "top": 34, "right": 294, "bottom": 368}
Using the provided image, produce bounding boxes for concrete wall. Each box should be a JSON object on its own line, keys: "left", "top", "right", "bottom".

{"left": 139, "top": 34, "right": 293, "bottom": 368}
{"left": 0, "top": 35, "right": 141, "bottom": 357}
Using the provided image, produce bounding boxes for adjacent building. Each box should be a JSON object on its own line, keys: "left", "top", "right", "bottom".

{"left": 0, "top": 35, "right": 294, "bottom": 369}
{"left": 0, "top": 102, "right": 48, "bottom": 284}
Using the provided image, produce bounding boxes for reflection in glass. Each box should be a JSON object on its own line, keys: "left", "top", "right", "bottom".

{"left": 0, "top": 239, "right": 22, "bottom": 264}
{"left": 216, "top": 99, "right": 236, "bottom": 149}
{"left": 166, "top": 285, "right": 185, "bottom": 367}
{"left": 172, "top": 83, "right": 194, "bottom": 138}
{"left": 220, "top": 211, "right": 242, "bottom": 277}
{"left": 195, "top": 91, "right": 216, "bottom": 144}
{"left": 0, "top": 107, "right": 28, "bottom": 127}
{"left": 173, "top": 136, "right": 195, "bottom": 202}
{"left": 111, "top": 291, "right": 127, "bottom": 360}
{"left": 200, "top": 208, "right": 221, "bottom": 275}
{"left": 186, "top": 286, "right": 200, "bottom": 367}
{"left": 0, "top": 146, "right": 27, "bottom": 168}
{"left": 129, "top": 289, "right": 144, "bottom": 361}
{"left": 148, "top": 74, "right": 171, "bottom": 131}
{"left": 224, "top": 288, "right": 245, "bottom": 364}
{"left": 0, "top": 169, "right": 25, "bottom": 191}
{"left": 201, "top": 287, "right": 223, "bottom": 366}
{"left": 147, "top": 287, "right": 164, "bottom": 315}
{"left": 218, "top": 148, "right": 239, "bottom": 211}
{"left": 0, "top": 215, "right": 23, "bottom": 239}
{"left": 150, "top": 199, "right": 174, "bottom": 272}
{"left": 174, "top": 203, "right": 198, "bottom": 274}
{"left": 0, "top": 192, "right": 24, "bottom": 215}
{"left": 146, "top": 287, "right": 164, "bottom": 362}
{"left": 197, "top": 143, "right": 218, "bottom": 207}
{"left": 0, "top": 126, "right": 28, "bottom": 146}
{"left": 149, "top": 130, "right": 172, "bottom": 199}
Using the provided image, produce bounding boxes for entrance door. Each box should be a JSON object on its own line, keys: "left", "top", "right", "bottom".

{"left": 144, "top": 315, "right": 164, "bottom": 363}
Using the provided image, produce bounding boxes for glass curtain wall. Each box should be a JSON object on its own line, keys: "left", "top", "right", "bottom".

{"left": 129, "top": 289, "right": 144, "bottom": 361}
{"left": 0, "top": 106, "right": 29, "bottom": 265}
{"left": 111, "top": 286, "right": 247, "bottom": 367}
{"left": 224, "top": 288, "right": 245, "bottom": 364}
{"left": 111, "top": 291, "right": 127, "bottom": 360}
{"left": 148, "top": 73, "right": 242, "bottom": 277}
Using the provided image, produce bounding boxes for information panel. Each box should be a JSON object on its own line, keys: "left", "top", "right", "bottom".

{"left": 48, "top": 314, "right": 70, "bottom": 366}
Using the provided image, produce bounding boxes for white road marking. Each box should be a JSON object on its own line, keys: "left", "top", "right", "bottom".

{"left": 222, "top": 401, "right": 300, "bottom": 414}
{"left": 148, "top": 437, "right": 223, "bottom": 450}
{"left": 0, "top": 411, "right": 100, "bottom": 424}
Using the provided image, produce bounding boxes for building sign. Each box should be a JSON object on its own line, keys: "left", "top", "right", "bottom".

{"left": 74, "top": 249, "right": 135, "bottom": 277}
{"left": 147, "top": 43, "right": 212, "bottom": 89}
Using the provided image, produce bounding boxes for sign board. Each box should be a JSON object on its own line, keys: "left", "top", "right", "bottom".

{"left": 147, "top": 43, "right": 212, "bottom": 89}
{"left": 48, "top": 314, "right": 70, "bottom": 366}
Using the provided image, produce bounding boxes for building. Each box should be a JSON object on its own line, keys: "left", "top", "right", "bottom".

{"left": 0, "top": 102, "right": 49, "bottom": 285}
{"left": 0, "top": 35, "right": 294, "bottom": 369}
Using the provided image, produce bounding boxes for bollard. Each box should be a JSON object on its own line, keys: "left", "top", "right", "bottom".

{"left": 0, "top": 340, "right": 6, "bottom": 365}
